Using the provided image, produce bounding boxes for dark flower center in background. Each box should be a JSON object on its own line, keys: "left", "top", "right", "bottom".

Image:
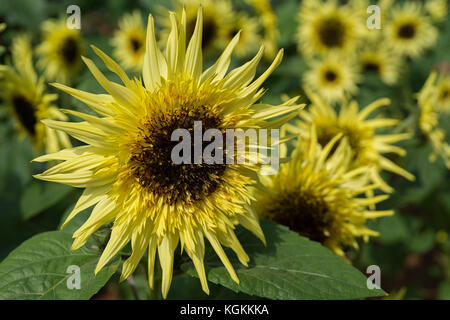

{"left": 12, "top": 95, "right": 37, "bottom": 136}
{"left": 363, "top": 61, "right": 381, "bottom": 74}
{"left": 397, "top": 23, "right": 416, "bottom": 39}
{"left": 318, "top": 17, "right": 346, "bottom": 48}
{"left": 187, "top": 16, "right": 217, "bottom": 50}
{"left": 130, "top": 37, "right": 142, "bottom": 52}
{"left": 325, "top": 70, "right": 338, "bottom": 82}
{"left": 130, "top": 105, "right": 227, "bottom": 205}
{"left": 60, "top": 36, "right": 80, "bottom": 65}
{"left": 266, "top": 190, "right": 332, "bottom": 243}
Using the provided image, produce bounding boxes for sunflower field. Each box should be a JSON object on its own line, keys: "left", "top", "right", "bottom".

{"left": 0, "top": 0, "right": 449, "bottom": 302}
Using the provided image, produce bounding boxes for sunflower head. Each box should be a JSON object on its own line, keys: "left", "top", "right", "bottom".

{"left": 37, "top": 18, "right": 85, "bottom": 83}
{"left": 304, "top": 54, "right": 359, "bottom": 104}
{"left": 297, "top": 0, "right": 365, "bottom": 57}
{"left": 255, "top": 125, "right": 393, "bottom": 258}
{"left": 0, "top": 34, "right": 71, "bottom": 153}
{"left": 385, "top": 2, "right": 438, "bottom": 58}
{"left": 34, "top": 8, "right": 302, "bottom": 298}
{"left": 417, "top": 72, "right": 450, "bottom": 167}
{"left": 287, "top": 89, "right": 414, "bottom": 193}
{"left": 111, "top": 11, "right": 147, "bottom": 71}
{"left": 435, "top": 75, "right": 450, "bottom": 113}
{"left": 359, "top": 40, "right": 402, "bottom": 85}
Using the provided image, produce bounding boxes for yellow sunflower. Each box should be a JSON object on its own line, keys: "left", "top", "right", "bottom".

{"left": 417, "top": 72, "right": 450, "bottom": 167}
{"left": 220, "top": 13, "right": 261, "bottom": 58}
{"left": 287, "top": 89, "right": 415, "bottom": 193}
{"left": 425, "top": 0, "right": 448, "bottom": 22}
{"left": 255, "top": 125, "right": 393, "bottom": 258}
{"left": 384, "top": 2, "right": 438, "bottom": 58}
{"left": 296, "top": 0, "right": 366, "bottom": 58}
{"left": 0, "top": 34, "right": 71, "bottom": 154}
{"left": 435, "top": 74, "right": 450, "bottom": 113}
{"left": 303, "top": 54, "right": 360, "bottom": 104}
{"left": 358, "top": 39, "right": 402, "bottom": 85}
{"left": 33, "top": 9, "right": 302, "bottom": 298}
{"left": 111, "top": 11, "right": 147, "bottom": 72}
{"left": 157, "top": 0, "right": 233, "bottom": 53}
{"left": 36, "top": 18, "right": 85, "bottom": 84}
{"left": 246, "top": 0, "right": 279, "bottom": 60}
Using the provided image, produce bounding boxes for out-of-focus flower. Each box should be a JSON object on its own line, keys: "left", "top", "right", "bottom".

{"left": 425, "top": 0, "right": 448, "bottom": 22}
{"left": 287, "top": 89, "right": 415, "bottom": 192}
{"left": 0, "top": 34, "right": 71, "bottom": 154}
{"left": 417, "top": 72, "right": 450, "bottom": 168}
{"left": 358, "top": 39, "right": 402, "bottom": 85}
{"left": 303, "top": 54, "right": 360, "bottom": 104}
{"left": 296, "top": 0, "right": 366, "bottom": 58}
{"left": 384, "top": 2, "right": 438, "bottom": 58}
{"left": 111, "top": 11, "right": 146, "bottom": 72}
{"left": 36, "top": 18, "right": 85, "bottom": 84}
{"left": 254, "top": 125, "right": 393, "bottom": 258}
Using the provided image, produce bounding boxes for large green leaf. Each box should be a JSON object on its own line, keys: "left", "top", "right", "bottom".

{"left": 182, "top": 220, "right": 386, "bottom": 300}
{"left": 0, "top": 231, "right": 118, "bottom": 300}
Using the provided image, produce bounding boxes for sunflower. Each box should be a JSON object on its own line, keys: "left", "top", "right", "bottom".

{"left": 254, "top": 125, "right": 393, "bottom": 258}
{"left": 157, "top": 0, "right": 233, "bottom": 53}
{"left": 0, "top": 34, "right": 71, "bottom": 154}
{"left": 296, "top": 0, "right": 366, "bottom": 58}
{"left": 246, "top": 0, "right": 279, "bottom": 60}
{"left": 36, "top": 18, "right": 85, "bottom": 83}
{"left": 358, "top": 39, "right": 402, "bottom": 85}
{"left": 435, "top": 74, "right": 450, "bottom": 113}
{"left": 33, "top": 9, "right": 302, "bottom": 298}
{"left": 220, "top": 13, "right": 261, "bottom": 58}
{"left": 425, "top": 0, "right": 448, "bottom": 22}
{"left": 303, "top": 54, "right": 360, "bottom": 104}
{"left": 384, "top": 2, "right": 438, "bottom": 58}
{"left": 417, "top": 72, "right": 450, "bottom": 167}
{"left": 111, "top": 11, "right": 147, "bottom": 72}
{"left": 287, "top": 89, "right": 415, "bottom": 193}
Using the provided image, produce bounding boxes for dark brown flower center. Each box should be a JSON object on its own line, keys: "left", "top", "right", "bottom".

{"left": 325, "top": 70, "right": 338, "bottom": 82}
{"left": 60, "top": 36, "right": 80, "bottom": 65}
{"left": 129, "top": 37, "right": 142, "bottom": 52}
{"left": 12, "top": 95, "right": 37, "bottom": 136}
{"left": 265, "top": 190, "right": 331, "bottom": 243}
{"left": 363, "top": 61, "right": 380, "bottom": 74}
{"left": 318, "top": 17, "right": 346, "bottom": 48}
{"left": 397, "top": 23, "right": 416, "bottom": 39}
{"left": 129, "top": 105, "right": 227, "bottom": 205}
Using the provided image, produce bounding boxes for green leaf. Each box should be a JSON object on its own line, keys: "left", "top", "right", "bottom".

{"left": 0, "top": 231, "right": 118, "bottom": 300}
{"left": 20, "top": 180, "right": 74, "bottom": 220}
{"left": 182, "top": 220, "right": 386, "bottom": 300}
